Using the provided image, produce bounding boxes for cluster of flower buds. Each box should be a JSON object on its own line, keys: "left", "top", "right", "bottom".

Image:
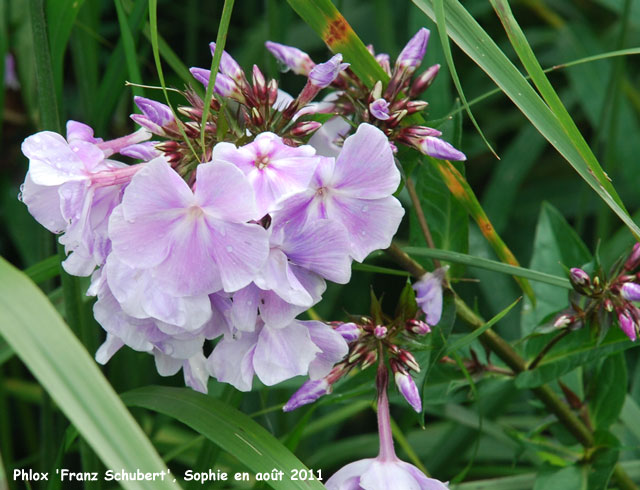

{"left": 554, "top": 244, "right": 640, "bottom": 341}
{"left": 284, "top": 315, "right": 430, "bottom": 412}
{"left": 266, "top": 29, "right": 466, "bottom": 161}
{"left": 131, "top": 42, "right": 351, "bottom": 179}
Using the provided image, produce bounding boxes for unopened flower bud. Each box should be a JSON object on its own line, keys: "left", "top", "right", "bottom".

{"left": 416, "top": 135, "right": 467, "bottom": 161}
{"left": 394, "top": 371, "right": 422, "bottom": 412}
{"left": 375, "top": 53, "right": 391, "bottom": 76}
{"left": 267, "top": 79, "right": 279, "bottom": 106}
{"left": 251, "top": 107, "right": 264, "bottom": 126}
{"left": 553, "top": 313, "right": 573, "bottom": 328}
{"left": 177, "top": 106, "right": 203, "bottom": 121}
{"left": 371, "top": 80, "right": 383, "bottom": 101}
{"left": 252, "top": 65, "right": 267, "bottom": 101}
{"left": 373, "top": 325, "right": 387, "bottom": 338}
{"left": 625, "top": 243, "right": 640, "bottom": 271}
{"left": 334, "top": 322, "right": 361, "bottom": 343}
{"left": 410, "top": 64, "right": 440, "bottom": 98}
{"left": 360, "top": 350, "right": 378, "bottom": 370}
{"left": 283, "top": 379, "right": 330, "bottom": 412}
{"left": 395, "top": 28, "right": 430, "bottom": 75}
{"left": 604, "top": 298, "right": 614, "bottom": 312}
{"left": 406, "top": 100, "right": 429, "bottom": 114}
{"left": 265, "top": 41, "right": 315, "bottom": 76}
{"left": 398, "top": 349, "right": 420, "bottom": 373}
{"left": 407, "top": 319, "right": 431, "bottom": 335}
{"left": 618, "top": 309, "right": 638, "bottom": 341}
{"left": 209, "top": 42, "right": 245, "bottom": 84}
{"left": 388, "top": 109, "right": 408, "bottom": 128}
{"left": 569, "top": 268, "right": 590, "bottom": 286}
{"left": 622, "top": 282, "right": 640, "bottom": 302}
{"left": 184, "top": 121, "right": 201, "bottom": 137}
{"left": 290, "top": 121, "right": 322, "bottom": 138}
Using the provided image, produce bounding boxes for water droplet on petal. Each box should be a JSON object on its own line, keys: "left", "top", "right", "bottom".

{"left": 361, "top": 231, "right": 366, "bottom": 236}
{"left": 226, "top": 245, "right": 233, "bottom": 252}
{"left": 247, "top": 300, "right": 252, "bottom": 306}
{"left": 361, "top": 205, "right": 369, "bottom": 212}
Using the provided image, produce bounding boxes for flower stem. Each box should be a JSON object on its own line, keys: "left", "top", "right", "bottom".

{"left": 376, "top": 350, "right": 396, "bottom": 462}
{"left": 405, "top": 177, "right": 441, "bottom": 269}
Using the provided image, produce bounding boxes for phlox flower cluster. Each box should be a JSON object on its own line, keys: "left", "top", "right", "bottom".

{"left": 20, "top": 107, "right": 404, "bottom": 392}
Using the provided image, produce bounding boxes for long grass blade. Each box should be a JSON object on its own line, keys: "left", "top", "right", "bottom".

{"left": 114, "top": 0, "right": 144, "bottom": 98}
{"left": 412, "top": 0, "right": 640, "bottom": 238}
{"left": 200, "top": 0, "right": 235, "bottom": 156}
{"left": 433, "top": 0, "right": 498, "bottom": 158}
{"left": 122, "top": 386, "right": 326, "bottom": 489}
{"left": 403, "top": 246, "right": 570, "bottom": 289}
{"left": 0, "top": 258, "right": 179, "bottom": 490}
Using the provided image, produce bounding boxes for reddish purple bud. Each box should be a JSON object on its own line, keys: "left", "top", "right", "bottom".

{"left": 625, "top": 243, "right": 640, "bottom": 271}
{"left": 618, "top": 309, "right": 637, "bottom": 341}
{"left": 360, "top": 350, "right": 378, "bottom": 370}
{"left": 570, "top": 268, "right": 590, "bottom": 286}
{"left": 396, "top": 28, "right": 430, "bottom": 75}
{"left": 252, "top": 65, "right": 267, "bottom": 101}
{"left": 177, "top": 106, "right": 203, "bottom": 121}
{"left": 622, "top": 283, "right": 640, "bottom": 302}
{"left": 394, "top": 371, "right": 422, "bottom": 412}
{"left": 553, "top": 313, "right": 573, "bottom": 328}
{"left": 290, "top": 121, "right": 322, "bottom": 138}
{"left": 373, "top": 325, "right": 388, "bottom": 339}
{"left": 604, "top": 298, "right": 614, "bottom": 312}
{"left": 410, "top": 64, "right": 440, "bottom": 97}
{"left": 251, "top": 107, "right": 264, "bottom": 126}
{"left": 265, "top": 41, "right": 315, "bottom": 76}
{"left": 406, "top": 100, "right": 429, "bottom": 114}
{"left": 407, "top": 319, "right": 431, "bottom": 335}
{"left": 267, "top": 79, "right": 279, "bottom": 106}
{"left": 369, "top": 98, "right": 391, "bottom": 121}
{"left": 398, "top": 349, "right": 420, "bottom": 372}
{"left": 283, "top": 379, "right": 330, "bottom": 412}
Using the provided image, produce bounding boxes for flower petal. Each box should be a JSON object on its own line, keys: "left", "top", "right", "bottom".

{"left": 306, "top": 321, "right": 348, "bottom": 379}
{"left": 253, "top": 322, "right": 320, "bottom": 385}
{"left": 208, "top": 331, "right": 258, "bottom": 391}
{"left": 333, "top": 123, "right": 400, "bottom": 199}
{"left": 327, "top": 194, "right": 404, "bottom": 262}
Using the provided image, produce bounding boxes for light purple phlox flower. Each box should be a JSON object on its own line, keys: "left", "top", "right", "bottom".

{"left": 413, "top": 266, "right": 448, "bottom": 326}
{"left": 274, "top": 123, "right": 404, "bottom": 262}
{"left": 108, "top": 157, "right": 269, "bottom": 297}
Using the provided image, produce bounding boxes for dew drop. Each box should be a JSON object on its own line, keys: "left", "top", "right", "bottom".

{"left": 361, "top": 230, "right": 366, "bottom": 236}
{"left": 247, "top": 300, "right": 253, "bottom": 306}
{"left": 361, "top": 205, "right": 369, "bottom": 212}
{"left": 226, "top": 245, "right": 233, "bottom": 252}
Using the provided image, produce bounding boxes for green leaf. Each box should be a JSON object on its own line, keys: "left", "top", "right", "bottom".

{"left": 404, "top": 246, "right": 571, "bottom": 289}
{"left": 533, "top": 464, "right": 587, "bottom": 490}
{"left": 412, "top": 0, "right": 640, "bottom": 238}
{"left": 395, "top": 279, "right": 418, "bottom": 322}
{"left": 590, "top": 353, "right": 627, "bottom": 430}
{"left": 587, "top": 431, "right": 620, "bottom": 490}
{"left": 0, "top": 257, "right": 178, "bottom": 490}
{"left": 516, "top": 330, "right": 632, "bottom": 389}
{"left": 369, "top": 287, "right": 384, "bottom": 325}
{"left": 122, "top": 386, "right": 326, "bottom": 490}
{"left": 445, "top": 297, "right": 520, "bottom": 355}
{"left": 29, "top": 0, "right": 61, "bottom": 132}
{"left": 114, "top": 0, "right": 144, "bottom": 98}
{"left": 23, "top": 255, "right": 60, "bottom": 284}
{"left": 521, "top": 202, "right": 591, "bottom": 336}
{"left": 46, "top": 0, "right": 85, "bottom": 101}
